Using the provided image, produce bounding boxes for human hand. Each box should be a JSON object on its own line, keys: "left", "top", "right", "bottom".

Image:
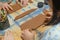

{"left": 0, "top": 2, "right": 13, "bottom": 11}
{"left": 21, "top": 29, "right": 35, "bottom": 40}
{"left": 43, "top": 9, "right": 53, "bottom": 19}
{"left": 17, "top": 0, "right": 28, "bottom": 6}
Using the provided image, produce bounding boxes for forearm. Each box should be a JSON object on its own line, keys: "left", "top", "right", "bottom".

{"left": 0, "top": 2, "right": 2, "bottom": 5}
{"left": 0, "top": 2, "right": 3, "bottom": 8}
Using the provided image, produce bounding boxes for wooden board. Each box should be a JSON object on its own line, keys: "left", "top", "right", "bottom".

{"left": 14, "top": 8, "right": 37, "bottom": 21}
{"left": 20, "top": 14, "right": 47, "bottom": 30}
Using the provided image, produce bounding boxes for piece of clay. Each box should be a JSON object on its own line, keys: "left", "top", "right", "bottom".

{"left": 14, "top": 8, "right": 37, "bottom": 21}
{"left": 8, "top": 3, "right": 22, "bottom": 14}
{"left": 7, "top": 0, "right": 34, "bottom": 14}
{"left": 20, "top": 14, "right": 47, "bottom": 30}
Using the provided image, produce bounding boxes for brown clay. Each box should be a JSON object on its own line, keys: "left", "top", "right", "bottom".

{"left": 8, "top": 3, "right": 22, "bottom": 14}
{"left": 14, "top": 8, "right": 37, "bottom": 21}
{"left": 20, "top": 14, "right": 47, "bottom": 30}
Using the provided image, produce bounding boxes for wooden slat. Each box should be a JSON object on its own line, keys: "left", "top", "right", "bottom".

{"left": 14, "top": 8, "right": 37, "bottom": 21}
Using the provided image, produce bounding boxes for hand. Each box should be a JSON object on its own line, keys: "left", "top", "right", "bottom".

{"left": 3, "top": 30, "right": 14, "bottom": 40}
{"left": 43, "top": 9, "right": 53, "bottom": 19}
{"left": 17, "top": 0, "right": 28, "bottom": 6}
{"left": 0, "top": 2, "right": 3, "bottom": 10}
{"left": 0, "top": 2, "right": 13, "bottom": 11}
{"left": 21, "top": 29, "right": 35, "bottom": 40}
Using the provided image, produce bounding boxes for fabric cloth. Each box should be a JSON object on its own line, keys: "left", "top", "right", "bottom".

{"left": 41, "top": 23, "right": 60, "bottom": 40}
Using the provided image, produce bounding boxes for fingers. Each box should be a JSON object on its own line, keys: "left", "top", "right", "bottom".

{"left": 2, "top": 3, "right": 13, "bottom": 11}
{"left": 3, "top": 7, "right": 6, "bottom": 11}
{"left": 21, "top": 29, "right": 35, "bottom": 40}
{"left": 16, "top": 0, "right": 20, "bottom": 3}
{"left": 21, "top": 29, "right": 30, "bottom": 36}
{"left": 43, "top": 9, "right": 52, "bottom": 19}
{"left": 3, "top": 6, "right": 9, "bottom": 11}
{"left": 20, "top": 0, "right": 23, "bottom": 5}
{"left": 43, "top": 9, "right": 53, "bottom": 22}
{"left": 21, "top": 31, "right": 25, "bottom": 38}
{"left": 21, "top": 29, "right": 34, "bottom": 36}
{"left": 7, "top": 5, "right": 13, "bottom": 11}
{"left": 43, "top": 9, "right": 52, "bottom": 16}
{"left": 5, "top": 6, "right": 10, "bottom": 11}
{"left": 16, "top": 0, "right": 28, "bottom": 6}
{"left": 24, "top": 0, "right": 28, "bottom": 6}
{"left": 20, "top": 0, "right": 28, "bottom": 6}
